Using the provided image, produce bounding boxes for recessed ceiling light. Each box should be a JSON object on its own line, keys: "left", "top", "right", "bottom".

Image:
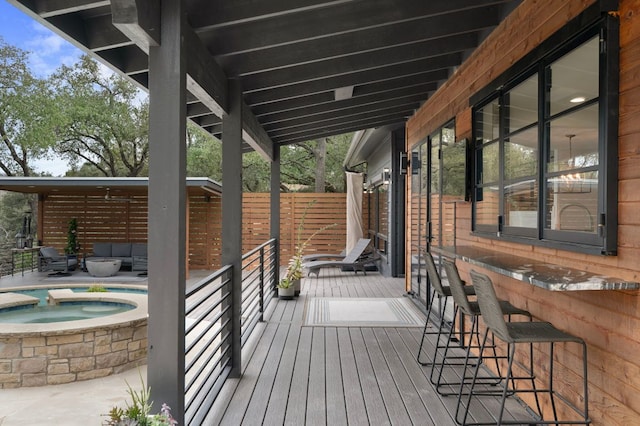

{"left": 334, "top": 86, "right": 354, "bottom": 101}
{"left": 570, "top": 96, "right": 586, "bottom": 103}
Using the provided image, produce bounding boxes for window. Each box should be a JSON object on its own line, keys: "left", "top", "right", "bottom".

{"left": 430, "top": 121, "right": 466, "bottom": 248}
{"left": 367, "top": 184, "right": 388, "bottom": 253}
{"left": 472, "top": 15, "right": 618, "bottom": 255}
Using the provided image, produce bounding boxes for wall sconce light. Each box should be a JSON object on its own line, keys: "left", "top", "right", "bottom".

{"left": 411, "top": 152, "right": 421, "bottom": 174}
{"left": 382, "top": 167, "right": 390, "bottom": 184}
{"left": 399, "top": 152, "right": 409, "bottom": 175}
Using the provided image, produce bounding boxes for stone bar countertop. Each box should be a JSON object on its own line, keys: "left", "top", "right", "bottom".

{"left": 435, "top": 246, "right": 640, "bottom": 291}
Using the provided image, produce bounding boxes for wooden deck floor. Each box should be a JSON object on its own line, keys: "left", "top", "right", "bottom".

{"left": 206, "top": 269, "right": 533, "bottom": 425}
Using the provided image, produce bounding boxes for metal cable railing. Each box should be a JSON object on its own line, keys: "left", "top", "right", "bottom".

{"left": 240, "top": 238, "right": 277, "bottom": 344}
{"left": 185, "top": 238, "right": 278, "bottom": 424}
{"left": 185, "top": 264, "right": 233, "bottom": 423}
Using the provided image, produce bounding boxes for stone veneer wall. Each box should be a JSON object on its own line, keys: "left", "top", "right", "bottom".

{"left": 0, "top": 318, "right": 147, "bottom": 388}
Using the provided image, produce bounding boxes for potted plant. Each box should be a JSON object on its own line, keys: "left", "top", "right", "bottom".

{"left": 280, "top": 200, "right": 336, "bottom": 296}
{"left": 65, "top": 218, "right": 80, "bottom": 255}
{"left": 277, "top": 277, "right": 296, "bottom": 300}
{"left": 283, "top": 254, "right": 304, "bottom": 296}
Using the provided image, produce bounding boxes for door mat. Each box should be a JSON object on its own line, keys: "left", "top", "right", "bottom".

{"left": 304, "top": 297, "right": 424, "bottom": 327}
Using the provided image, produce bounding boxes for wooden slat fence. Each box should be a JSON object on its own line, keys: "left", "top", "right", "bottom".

{"left": 35, "top": 192, "right": 368, "bottom": 272}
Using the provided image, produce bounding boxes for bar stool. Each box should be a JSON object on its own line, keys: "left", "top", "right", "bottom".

{"left": 416, "top": 251, "right": 475, "bottom": 367}
{"left": 433, "top": 258, "right": 531, "bottom": 397}
{"left": 462, "top": 270, "right": 590, "bottom": 425}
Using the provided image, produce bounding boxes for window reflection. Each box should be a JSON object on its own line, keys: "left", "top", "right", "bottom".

{"left": 476, "top": 100, "right": 500, "bottom": 143}
{"left": 549, "top": 37, "right": 599, "bottom": 116}
{"left": 506, "top": 75, "right": 538, "bottom": 133}
{"left": 505, "top": 127, "right": 538, "bottom": 180}
{"left": 476, "top": 186, "right": 499, "bottom": 226}
{"left": 505, "top": 180, "right": 537, "bottom": 228}
{"left": 547, "top": 104, "right": 599, "bottom": 173}
{"left": 479, "top": 142, "right": 499, "bottom": 184}
{"left": 545, "top": 171, "right": 598, "bottom": 233}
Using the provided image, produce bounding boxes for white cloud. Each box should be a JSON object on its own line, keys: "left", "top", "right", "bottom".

{"left": 24, "top": 21, "right": 81, "bottom": 77}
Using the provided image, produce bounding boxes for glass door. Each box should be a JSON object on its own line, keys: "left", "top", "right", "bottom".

{"left": 409, "top": 142, "right": 429, "bottom": 306}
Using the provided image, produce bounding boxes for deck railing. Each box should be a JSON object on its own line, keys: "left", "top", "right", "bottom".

{"left": 184, "top": 238, "right": 278, "bottom": 424}
{"left": 185, "top": 264, "right": 233, "bottom": 423}
{"left": 240, "top": 238, "right": 278, "bottom": 343}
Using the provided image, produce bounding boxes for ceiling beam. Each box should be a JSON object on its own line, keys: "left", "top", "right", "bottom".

{"left": 250, "top": 76, "right": 440, "bottom": 116}
{"left": 111, "top": 0, "right": 160, "bottom": 53}
{"left": 109, "top": 1, "right": 274, "bottom": 160}
{"left": 258, "top": 86, "right": 433, "bottom": 125}
{"left": 186, "top": 102, "right": 213, "bottom": 118}
{"left": 193, "top": 114, "right": 222, "bottom": 127}
{"left": 266, "top": 104, "right": 418, "bottom": 138}
{"left": 217, "top": 6, "right": 500, "bottom": 76}
{"left": 269, "top": 111, "right": 413, "bottom": 141}
{"left": 199, "top": 0, "right": 509, "bottom": 56}
{"left": 273, "top": 116, "right": 407, "bottom": 145}
{"left": 35, "top": 0, "right": 109, "bottom": 18}
{"left": 86, "top": 14, "right": 134, "bottom": 51}
{"left": 242, "top": 101, "right": 274, "bottom": 160}
{"left": 262, "top": 99, "right": 422, "bottom": 131}
{"left": 242, "top": 51, "right": 462, "bottom": 93}
{"left": 244, "top": 51, "right": 458, "bottom": 106}
{"left": 186, "top": 0, "right": 355, "bottom": 30}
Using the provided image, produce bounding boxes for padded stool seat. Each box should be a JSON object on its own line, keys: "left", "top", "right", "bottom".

{"left": 416, "top": 252, "right": 475, "bottom": 367}
{"left": 432, "top": 259, "right": 531, "bottom": 397}
{"left": 460, "top": 270, "right": 590, "bottom": 426}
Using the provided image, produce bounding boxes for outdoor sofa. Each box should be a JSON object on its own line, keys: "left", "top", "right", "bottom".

{"left": 84, "top": 242, "right": 148, "bottom": 271}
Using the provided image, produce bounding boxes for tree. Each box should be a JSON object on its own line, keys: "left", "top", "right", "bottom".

{"left": 186, "top": 123, "right": 222, "bottom": 181}
{"left": 186, "top": 129, "right": 353, "bottom": 193}
{"left": 51, "top": 56, "right": 149, "bottom": 177}
{"left": 280, "top": 133, "right": 352, "bottom": 192}
{"left": 0, "top": 38, "right": 60, "bottom": 176}
{"left": 0, "top": 191, "right": 36, "bottom": 274}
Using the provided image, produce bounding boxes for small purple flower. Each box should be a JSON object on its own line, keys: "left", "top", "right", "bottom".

{"left": 160, "top": 403, "right": 178, "bottom": 425}
{"left": 160, "top": 403, "right": 171, "bottom": 416}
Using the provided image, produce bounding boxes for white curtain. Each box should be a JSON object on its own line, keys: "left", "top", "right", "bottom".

{"left": 346, "top": 171, "right": 364, "bottom": 252}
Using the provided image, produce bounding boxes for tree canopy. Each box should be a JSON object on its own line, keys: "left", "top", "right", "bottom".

{"left": 0, "top": 38, "right": 60, "bottom": 176}
{"left": 51, "top": 55, "right": 149, "bottom": 177}
{"left": 0, "top": 38, "right": 355, "bottom": 191}
{"left": 187, "top": 133, "right": 353, "bottom": 193}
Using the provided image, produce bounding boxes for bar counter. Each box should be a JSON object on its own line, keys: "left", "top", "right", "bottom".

{"left": 435, "top": 245, "right": 640, "bottom": 291}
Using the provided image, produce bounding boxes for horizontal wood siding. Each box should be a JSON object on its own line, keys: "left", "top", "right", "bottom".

{"left": 406, "top": 0, "right": 640, "bottom": 424}
{"left": 40, "top": 192, "right": 362, "bottom": 271}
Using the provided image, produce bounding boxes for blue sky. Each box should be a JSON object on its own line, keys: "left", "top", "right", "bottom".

{"left": 0, "top": 1, "right": 82, "bottom": 77}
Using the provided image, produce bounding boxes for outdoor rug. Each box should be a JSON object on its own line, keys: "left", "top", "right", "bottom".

{"left": 304, "top": 297, "right": 424, "bottom": 327}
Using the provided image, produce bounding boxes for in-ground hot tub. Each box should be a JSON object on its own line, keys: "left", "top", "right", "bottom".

{"left": 0, "top": 285, "right": 147, "bottom": 388}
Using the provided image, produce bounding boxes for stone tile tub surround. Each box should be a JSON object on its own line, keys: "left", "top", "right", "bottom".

{"left": 0, "top": 291, "right": 147, "bottom": 388}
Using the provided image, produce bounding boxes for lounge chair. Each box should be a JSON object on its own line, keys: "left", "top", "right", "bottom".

{"left": 39, "top": 247, "right": 78, "bottom": 275}
{"left": 303, "top": 238, "right": 373, "bottom": 277}
{"left": 301, "top": 238, "right": 369, "bottom": 262}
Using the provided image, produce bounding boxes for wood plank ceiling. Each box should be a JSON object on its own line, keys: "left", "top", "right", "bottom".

{"left": 10, "top": 0, "right": 521, "bottom": 150}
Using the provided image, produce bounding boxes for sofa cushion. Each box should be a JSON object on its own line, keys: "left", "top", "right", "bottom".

{"left": 92, "top": 243, "right": 112, "bottom": 257}
{"left": 111, "top": 243, "right": 132, "bottom": 257}
{"left": 131, "top": 243, "right": 147, "bottom": 257}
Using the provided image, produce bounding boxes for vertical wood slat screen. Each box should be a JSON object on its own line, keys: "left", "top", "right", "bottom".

{"left": 40, "top": 192, "right": 369, "bottom": 270}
